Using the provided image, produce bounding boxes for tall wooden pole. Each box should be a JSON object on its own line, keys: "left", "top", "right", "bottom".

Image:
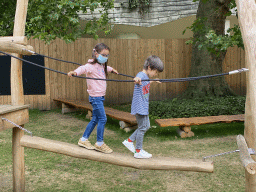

{"left": 235, "top": 0, "right": 256, "bottom": 191}
{"left": 11, "top": 0, "right": 29, "bottom": 191}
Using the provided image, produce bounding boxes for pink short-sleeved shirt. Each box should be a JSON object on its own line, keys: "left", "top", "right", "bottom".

{"left": 74, "top": 60, "right": 113, "bottom": 97}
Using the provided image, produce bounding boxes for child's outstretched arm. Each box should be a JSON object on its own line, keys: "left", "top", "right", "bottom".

{"left": 150, "top": 78, "right": 161, "bottom": 84}
{"left": 111, "top": 68, "right": 118, "bottom": 74}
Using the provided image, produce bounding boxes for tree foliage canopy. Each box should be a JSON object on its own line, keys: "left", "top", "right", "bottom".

{"left": 183, "top": 0, "right": 244, "bottom": 57}
{"left": 0, "top": 0, "right": 114, "bottom": 43}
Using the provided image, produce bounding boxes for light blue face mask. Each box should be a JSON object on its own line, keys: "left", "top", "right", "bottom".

{"left": 97, "top": 54, "right": 108, "bottom": 64}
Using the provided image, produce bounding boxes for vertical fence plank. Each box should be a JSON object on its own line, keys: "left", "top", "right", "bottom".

{"left": 49, "top": 40, "right": 55, "bottom": 108}
{"left": 44, "top": 40, "right": 51, "bottom": 110}
{"left": 60, "top": 38, "right": 66, "bottom": 101}
{"left": 70, "top": 41, "right": 76, "bottom": 100}
{"left": 165, "top": 39, "right": 173, "bottom": 99}
{"left": 33, "top": 38, "right": 39, "bottom": 109}
{"left": 240, "top": 48, "right": 246, "bottom": 95}
{"left": 223, "top": 47, "right": 231, "bottom": 91}
{"left": 106, "top": 38, "right": 118, "bottom": 104}
{"left": 37, "top": 38, "right": 43, "bottom": 110}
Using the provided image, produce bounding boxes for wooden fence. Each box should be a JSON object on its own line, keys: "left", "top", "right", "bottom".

{"left": 0, "top": 38, "right": 246, "bottom": 110}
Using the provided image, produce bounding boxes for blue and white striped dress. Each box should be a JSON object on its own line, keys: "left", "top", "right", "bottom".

{"left": 131, "top": 72, "right": 150, "bottom": 115}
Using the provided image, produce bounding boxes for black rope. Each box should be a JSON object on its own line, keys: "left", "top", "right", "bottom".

{"left": 0, "top": 51, "right": 240, "bottom": 83}
{"left": 29, "top": 50, "right": 135, "bottom": 78}
{"left": 32, "top": 51, "right": 83, "bottom": 66}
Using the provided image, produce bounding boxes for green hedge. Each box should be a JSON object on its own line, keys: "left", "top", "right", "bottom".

{"left": 149, "top": 96, "right": 246, "bottom": 119}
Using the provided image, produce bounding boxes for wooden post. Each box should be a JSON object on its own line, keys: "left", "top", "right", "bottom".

{"left": 237, "top": 135, "right": 256, "bottom": 175}
{"left": 11, "top": 0, "right": 29, "bottom": 191}
{"left": 236, "top": 0, "right": 256, "bottom": 191}
{"left": 12, "top": 127, "right": 25, "bottom": 191}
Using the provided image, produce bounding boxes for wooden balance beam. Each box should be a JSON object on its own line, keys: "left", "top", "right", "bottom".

{"left": 20, "top": 135, "right": 214, "bottom": 173}
{"left": 54, "top": 98, "right": 137, "bottom": 132}
{"left": 155, "top": 114, "right": 245, "bottom": 138}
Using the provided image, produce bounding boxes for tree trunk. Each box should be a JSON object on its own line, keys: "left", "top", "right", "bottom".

{"left": 183, "top": 0, "right": 234, "bottom": 98}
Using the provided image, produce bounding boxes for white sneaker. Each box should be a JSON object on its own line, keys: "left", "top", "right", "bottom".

{"left": 134, "top": 149, "right": 152, "bottom": 159}
{"left": 141, "top": 149, "right": 152, "bottom": 157}
{"left": 122, "top": 139, "right": 135, "bottom": 153}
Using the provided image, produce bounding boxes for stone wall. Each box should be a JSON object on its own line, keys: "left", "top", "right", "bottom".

{"left": 79, "top": 0, "right": 199, "bottom": 27}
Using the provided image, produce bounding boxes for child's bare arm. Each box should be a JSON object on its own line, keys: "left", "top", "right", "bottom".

{"left": 111, "top": 68, "right": 119, "bottom": 74}
{"left": 150, "top": 78, "right": 161, "bottom": 84}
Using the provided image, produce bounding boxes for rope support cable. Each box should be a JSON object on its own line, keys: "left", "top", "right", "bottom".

{"left": 2, "top": 117, "right": 32, "bottom": 136}
{"left": 0, "top": 51, "right": 249, "bottom": 83}
{"left": 25, "top": 49, "right": 135, "bottom": 78}
{"left": 202, "top": 148, "right": 256, "bottom": 162}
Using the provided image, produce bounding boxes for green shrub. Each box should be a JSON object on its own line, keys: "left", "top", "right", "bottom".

{"left": 149, "top": 96, "right": 246, "bottom": 119}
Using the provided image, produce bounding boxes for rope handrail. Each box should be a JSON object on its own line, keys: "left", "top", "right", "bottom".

{"left": 0, "top": 51, "right": 249, "bottom": 83}
{"left": 26, "top": 49, "right": 135, "bottom": 78}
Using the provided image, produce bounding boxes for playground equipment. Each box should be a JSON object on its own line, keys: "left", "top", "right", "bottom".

{"left": 0, "top": 0, "right": 255, "bottom": 191}
{"left": 0, "top": 1, "right": 211, "bottom": 191}
{"left": 155, "top": 114, "right": 245, "bottom": 138}
{"left": 53, "top": 98, "right": 138, "bottom": 132}
{"left": 235, "top": 0, "right": 256, "bottom": 191}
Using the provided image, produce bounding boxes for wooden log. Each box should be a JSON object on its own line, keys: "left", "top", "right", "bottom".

{"left": 237, "top": 135, "right": 256, "bottom": 175}
{"left": 236, "top": 0, "right": 256, "bottom": 191}
{"left": 61, "top": 103, "right": 78, "bottom": 114}
{"left": 187, "top": 131, "right": 195, "bottom": 138}
{"left": 119, "top": 121, "right": 138, "bottom": 132}
{"left": 0, "top": 36, "right": 28, "bottom": 45}
{"left": 0, "top": 41, "right": 34, "bottom": 55}
{"left": 53, "top": 99, "right": 137, "bottom": 125}
{"left": 176, "top": 128, "right": 187, "bottom": 138}
{"left": 11, "top": 0, "right": 29, "bottom": 191}
{"left": 122, "top": 126, "right": 138, "bottom": 133}
{"left": 86, "top": 110, "right": 92, "bottom": 120}
{"left": 180, "top": 126, "right": 191, "bottom": 133}
{"left": 119, "top": 121, "right": 132, "bottom": 129}
{"left": 20, "top": 135, "right": 214, "bottom": 173}
{"left": 13, "top": 127, "right": 25, "bottom": 192}
{"left": 155, "top": 114, "right": 245, "bottom": 127}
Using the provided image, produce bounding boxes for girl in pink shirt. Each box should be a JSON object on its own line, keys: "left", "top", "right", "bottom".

{"left": 68, "top": 43, "right": 118, "bottom": 153}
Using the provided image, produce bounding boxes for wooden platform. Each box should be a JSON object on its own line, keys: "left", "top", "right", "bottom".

{"left": 53, "top": 98, "right": 137, "bottom": 129}
{"left": 155, "top": 114, "right": 245, "bottom": 138}
{"left": 20, "top": 135, "right": 214, "bottom": 173}
{"left": 0, "top": 105, "right": 30, "bottom": 132}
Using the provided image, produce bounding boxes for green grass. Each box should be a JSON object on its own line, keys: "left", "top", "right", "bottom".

{"left": 0, "top": 109, "right": 246, "bottom": 192}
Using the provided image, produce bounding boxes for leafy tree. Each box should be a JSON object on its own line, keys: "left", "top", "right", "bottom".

{"left": 0, "top": 0, "right": 114, "bottom": 43}
{"left": 182, "top": 0, "right": 244, "bottom": 98}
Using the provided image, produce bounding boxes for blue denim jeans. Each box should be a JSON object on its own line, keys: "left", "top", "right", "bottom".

{"left": 82, "top": 96, "right": 107, "bottom": 142}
